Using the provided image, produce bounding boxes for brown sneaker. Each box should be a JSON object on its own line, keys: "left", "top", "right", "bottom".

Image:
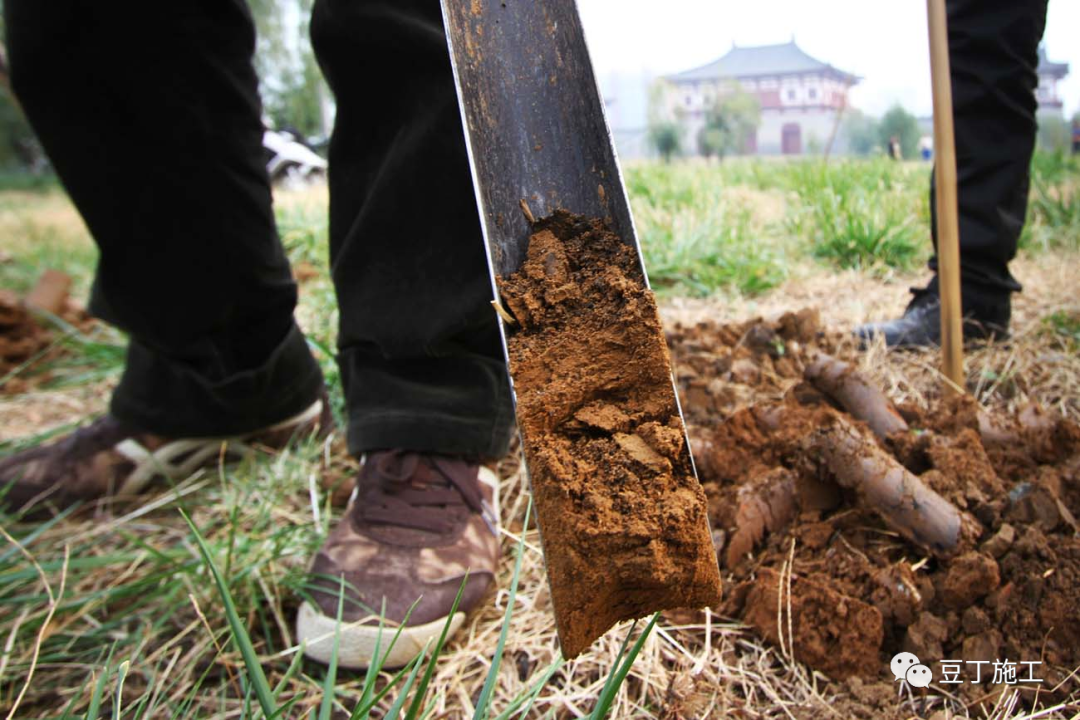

{"left": 0, "top": 395, "right": 332, "bottom": 516}
{"left": 296, "top": 450, "right": 500, "bottom": 670}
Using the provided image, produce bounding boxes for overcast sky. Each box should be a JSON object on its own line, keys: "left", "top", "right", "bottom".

{"left": 577, "top": 0, "right": 1079, "bottom": 119}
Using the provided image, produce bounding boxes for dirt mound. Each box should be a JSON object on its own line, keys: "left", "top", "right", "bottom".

{"left": 669, "top": 312, "right": 1080, "bottom": 706}
{"left": 498, "top": 211, "right": 721, "bottom": 659}
{"left": 1, "top": 270, "right": 90, "bottom": 393}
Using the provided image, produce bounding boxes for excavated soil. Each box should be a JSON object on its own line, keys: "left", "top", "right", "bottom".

{"left": 498, "top": 211, "right": 722, "bottom": 659}
{"left": 1, "top": 272, "right": 89, "bottom": 394}
{"left": 668, "top": 311, "right": 1080, "bottom": 709}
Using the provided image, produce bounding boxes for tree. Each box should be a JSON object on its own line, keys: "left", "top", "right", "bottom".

{"left": 247, "top": 0, "right": 329, "bottom": 137}
{"left": 878, "top": 104, "right": 920, "bottom": 160}
{"left": 696, "top": 126, "right": 724, "bottom": 160}
{"left": 696, "top": 87, "right": 760, "bottom": 160}
{"left": 646, "top": 80, "right": 683, "bottom": 162}
{"left": 649, "top": 122, "right": 683, "bottom": 163}
{"left": 844, "top": 110, "right": 881, "bottom": 156}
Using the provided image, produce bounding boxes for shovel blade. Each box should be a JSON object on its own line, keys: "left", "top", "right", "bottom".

{"left": 441, "top": 0, "right": 638, "bottom": 278}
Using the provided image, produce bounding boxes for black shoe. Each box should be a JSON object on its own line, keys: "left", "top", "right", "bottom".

{"left": 855, "top": 288, "right": 1010, "bottom": 348}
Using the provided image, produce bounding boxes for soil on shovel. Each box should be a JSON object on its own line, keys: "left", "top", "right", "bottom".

{"left": 669, "top": 311, "right": 1080, "bottom": 710}
{"left": 498, "top": 211, "right": 722, "bottom": 659}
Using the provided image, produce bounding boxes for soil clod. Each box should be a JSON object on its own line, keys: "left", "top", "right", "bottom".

{"left": 668, "top": 313, "right": 1080, "bottom": 702}
{"left": 499, "top": 211, "right": 722, "bottom": 659}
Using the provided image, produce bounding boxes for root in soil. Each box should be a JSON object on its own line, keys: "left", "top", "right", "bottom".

{"left": 669, "top": 310, "right": 1080, "bottom": 706}
{"left": 498, "top": 211, "right": 722, "bottom": 659}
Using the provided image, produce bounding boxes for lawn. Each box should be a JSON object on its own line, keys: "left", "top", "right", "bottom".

{"left": 1, "top": 153, "right": 1078, "bottom": 718}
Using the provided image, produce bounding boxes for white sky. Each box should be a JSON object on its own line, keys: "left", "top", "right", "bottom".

{"left": 577, "top": 0, "right": 1079, "bottom": 119}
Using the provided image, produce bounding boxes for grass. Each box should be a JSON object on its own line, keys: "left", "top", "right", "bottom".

{"left": 627, "top": 162, "right": 789, "bottom": 296}
{"left": 1023, "top": 152, "right": 1080, "bottom": 253}
{"left": 1044, "top": 309, "right": 1080, "bottom": 349}
{"left": 784, "top": 158, "right": 926, "bottom": 272}
{"left": 1, "top": 155, "right": 1079, "bottom": 718}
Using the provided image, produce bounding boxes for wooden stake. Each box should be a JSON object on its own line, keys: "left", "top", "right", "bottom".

{"left": 927, "top": 0, "right": 965, "bottom": 394}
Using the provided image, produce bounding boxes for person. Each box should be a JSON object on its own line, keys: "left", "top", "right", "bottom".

{"left": 0, "top": 0, "right": 513, "bottom": 670}
{"left": 856, "top": 0, "right": 1049, "bottom": 348}
{"left": 888, "top": 135, "right": 903, "bottom": 161}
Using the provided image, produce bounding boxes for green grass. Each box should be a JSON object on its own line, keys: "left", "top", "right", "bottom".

{"left": 1023, "top": 151, "right": 1080, "bottom": 252}
{"left": 1044, "top": 309, "right": 1080, "bottom": 348}
{"left": 0, "top": 170, "right": 58, "bottom": 193}
{"left": 626, "top": 162, "right": 788, "bottom": 296}
{"left": 784, "top": 158, "right": 927, "bottom": 273}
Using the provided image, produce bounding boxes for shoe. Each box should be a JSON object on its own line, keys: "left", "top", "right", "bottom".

{"left": 296, "top": 450, "right": 500, "bottom": 670}
{"left": 0, "top": 395, "right": 332, "bottom": 515}
{"left": 854, "top": 288, "right": 1010, "bottom": 348}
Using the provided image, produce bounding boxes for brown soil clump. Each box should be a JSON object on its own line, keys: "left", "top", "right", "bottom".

{"left": 668, "top": 313, "right": 1080, "bottom": 707}
{"left": 735, "top": 567, "right": 884, "bottom": 680}
{"left": 1, "top": 272, "right": 91, "bottom": 393}
{"left": 498, "top": 211, "right": 721, "bottom": 659}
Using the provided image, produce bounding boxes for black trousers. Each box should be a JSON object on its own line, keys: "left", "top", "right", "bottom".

{"left": 927, "top": 0, "right": 1048, "bottom": 307}
{"left": 5, "top": 0, "right": 514, "bottom": 458}
{"left": 3, "top": 0, "right": 1046, "bottom": 453}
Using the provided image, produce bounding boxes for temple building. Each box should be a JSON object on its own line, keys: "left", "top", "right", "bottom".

{"left": 665, "top": 40, "right": 860, "bottom": 155}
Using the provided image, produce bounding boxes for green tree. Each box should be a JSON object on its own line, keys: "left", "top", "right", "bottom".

{"left": 247, "top": 0, "right": 328, "bottom": 137}
{"left": 649, "top": 122, "right": 683, "bottom": 162}
{"left": 878, "top": 104, "right": 919, "bottom": 160}
{"left": 696, "top": 87, "right": 760, "bottom": 160}
{"left": 646, "top": 80, "right": 683, "bottom": 162}
{"left": 844, "top": 109, "right": 881, "bottom": 156}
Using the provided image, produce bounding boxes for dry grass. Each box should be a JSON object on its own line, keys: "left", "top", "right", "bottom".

{"left": 3, "top": 176, "right": 1079, "bottom": 718}
{"left": 661, "top": 250, "right": 1080, "bottom": 420}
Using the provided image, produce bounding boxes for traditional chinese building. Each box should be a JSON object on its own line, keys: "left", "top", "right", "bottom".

{"left": 1036, "top": 45, "right": 1069, "bottom": 117}
{"left": 665, "top": 40, "right": 860, "bottom": 155}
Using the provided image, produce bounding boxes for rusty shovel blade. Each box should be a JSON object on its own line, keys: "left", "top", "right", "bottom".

{"left": 441, "top": 0, "right": 720, "bottom": 657}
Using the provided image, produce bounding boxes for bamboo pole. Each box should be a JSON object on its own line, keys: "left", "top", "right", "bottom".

{"left": 927, "top": 0, "right": 965, "bottom": 393}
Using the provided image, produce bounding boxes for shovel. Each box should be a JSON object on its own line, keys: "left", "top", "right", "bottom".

{"left": 441, "top": 0, "right": 721, "bottom": 658}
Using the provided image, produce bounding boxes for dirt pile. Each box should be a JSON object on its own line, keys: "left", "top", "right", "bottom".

{"left": 1, "top": 270, "right": 87, "bottom": 393}
{"left": 669, "top": 312, "right": 1080, "bottom": 704}
{"left": 498, "top": 211, "right": 721, "bottom": 659}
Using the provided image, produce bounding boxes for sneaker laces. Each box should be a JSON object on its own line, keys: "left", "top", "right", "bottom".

{"left": 356, "top": 450, "right": 485, "bottom": 534}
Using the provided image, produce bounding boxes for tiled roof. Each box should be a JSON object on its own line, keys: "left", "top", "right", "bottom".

{"left": 668, "top": 41, "right": 858, "bottom": 83}
{"left": 1037, "top": 46, "right": 1069, "bottom": 77}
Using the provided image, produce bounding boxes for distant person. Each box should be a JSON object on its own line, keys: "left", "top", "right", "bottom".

{"left": 919, "top": 135, "right": 933, "bottom": 161}
{"left": 0, "top": 0, "right": 511, "bottom": 671}
{"left": 857, "top": 0, "right": 1049, "bottom": 347}
{"left": 1072, "top": 118, "right": 1080, "bottom": 155}
{"left": 888, "top": 135, "right": 902, "bottom": 161}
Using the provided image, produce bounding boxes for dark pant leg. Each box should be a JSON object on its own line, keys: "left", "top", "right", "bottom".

{"left": 927, "top": 0, "right": 1048, "bottom": 306}
{"left": 5, "top": 1, "right": 323, "bottom": 436}
{"left": 310, "top": 0, "right": 513, "bottom": 459}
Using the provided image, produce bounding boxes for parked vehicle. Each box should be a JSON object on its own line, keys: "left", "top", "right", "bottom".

{"left": 263, "top": 128, "right": 327, "bottom": 187}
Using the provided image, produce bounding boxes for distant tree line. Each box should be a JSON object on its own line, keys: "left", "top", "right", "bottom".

{"left": 646, "top": 81, "right": 760, "bottom": 163}
{"left": 844, "top": 104, "right": 921, "bottom": 158}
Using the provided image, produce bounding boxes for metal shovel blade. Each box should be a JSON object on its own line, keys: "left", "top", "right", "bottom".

{"left": 440, "top": 0, "right": 637, "bottom": 279}
{"left": 441, "top": 0, "right": 721, "bottom": 657}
